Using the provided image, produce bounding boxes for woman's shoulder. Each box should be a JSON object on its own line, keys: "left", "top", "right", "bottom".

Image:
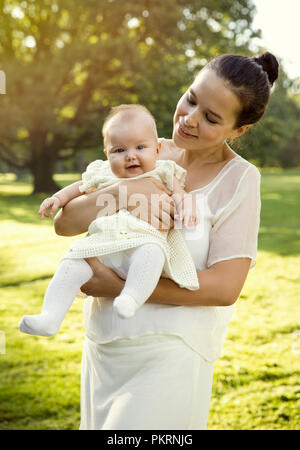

{"left": 216, "top": 155, "right": 261, "bottom": 204}
{"left": 233, "top": 154, "right": 261, "bottom": 180}
{"left": 206, "top": 154, "right": 261, "bottom": 203}
{"left": 158, "top": 138, "right": 183, "bottom": 164}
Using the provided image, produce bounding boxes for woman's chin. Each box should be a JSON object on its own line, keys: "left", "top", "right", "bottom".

{"left": 172, "top": 131, "right": 184, "bottom": 148}
{"left": 173, "top": 130, "right": 195, "bottom": 149}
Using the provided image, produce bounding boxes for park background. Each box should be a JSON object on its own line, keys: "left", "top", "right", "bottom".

{"left": 0, "top": 0, "right": 299, "bottom": 429}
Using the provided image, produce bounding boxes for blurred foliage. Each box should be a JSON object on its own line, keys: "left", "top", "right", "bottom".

{"left": 236, "top": 69, "right": 300, "bottom": 167}
{"left": 0, "top": 0, "right": 259, "bottom": 192}
{"left": 0, "top": 0, "right": 299, "bottom": 192}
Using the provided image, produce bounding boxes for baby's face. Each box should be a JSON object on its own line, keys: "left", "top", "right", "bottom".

{"left": 104, "top": 111, "right": 160, "bottom": 178}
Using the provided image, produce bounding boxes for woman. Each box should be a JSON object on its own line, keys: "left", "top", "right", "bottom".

{"left": 54, "top": 52, "right": 279, "bottom": 430}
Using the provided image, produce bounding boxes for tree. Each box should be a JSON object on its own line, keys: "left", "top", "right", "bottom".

{"left": 236, "top": 69, "right": 300, "bottom": 167}
{"left": 277, "top": 89, "right": 300, "bottom": 168}
{"left": 0, "top": 0, "right": 259, "bottom": 193}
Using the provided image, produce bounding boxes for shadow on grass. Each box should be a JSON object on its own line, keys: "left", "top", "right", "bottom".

{"left": 0, "top": 173, "right": 79, "bottom": 225}
{"left": 0, "top": 193, "right": 47, "bottom": 225}
{"left": 1, "top": 274, "right": 53, "bottom": 288}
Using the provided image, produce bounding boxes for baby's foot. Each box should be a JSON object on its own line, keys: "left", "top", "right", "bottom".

{"left": 18, "top": 313, "right": 60, "bottom": 337}
{"left": 113, "top": 294, "right": 138, "bottom": 319}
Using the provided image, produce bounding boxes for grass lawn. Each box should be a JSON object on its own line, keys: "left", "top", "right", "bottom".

{"left": 0, "top": 170, "right": 299, "bottom": 430}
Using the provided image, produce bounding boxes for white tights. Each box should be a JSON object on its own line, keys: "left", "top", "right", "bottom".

{"left": 19, "top": 244, "right": 165, "bottom": 337}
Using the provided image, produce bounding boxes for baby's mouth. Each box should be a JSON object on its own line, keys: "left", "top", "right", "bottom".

{"left": 126, "top": 164, "right": 140, "bottom": 169}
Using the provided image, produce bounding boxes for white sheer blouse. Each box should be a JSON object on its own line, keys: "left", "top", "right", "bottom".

{"left": 83, "top": 154, "right": 261, "bottom": 362}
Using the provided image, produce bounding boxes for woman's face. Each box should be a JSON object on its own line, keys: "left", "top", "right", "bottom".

{"left": 173, "top": 68, "right": 242, "bottom": 151}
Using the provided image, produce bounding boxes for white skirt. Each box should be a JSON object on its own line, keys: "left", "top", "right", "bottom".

{"left": 80, "top": 334, "right": 214, "bottom": 430}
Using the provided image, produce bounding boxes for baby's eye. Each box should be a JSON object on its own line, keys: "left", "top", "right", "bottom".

{"left": 136, "top": 144, "right": 145, "bottom": 150}
{"left": 115, "top": 148, "right": 125, "bottom": 153}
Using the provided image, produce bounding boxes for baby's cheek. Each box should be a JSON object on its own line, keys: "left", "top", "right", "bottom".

{"left": 110, "top": 159, "right": 124, "bottom": 177}
{"left": 142, "top": 155, "right": 157, "bottom": 172}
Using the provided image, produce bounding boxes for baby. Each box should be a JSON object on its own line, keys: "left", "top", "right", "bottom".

{"left": 19, "top": 104, "right": 200, "bottom": 337}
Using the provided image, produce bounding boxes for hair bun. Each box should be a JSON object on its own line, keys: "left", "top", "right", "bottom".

{"left": 254, "top": 52, "right": 279, "bottom": 86}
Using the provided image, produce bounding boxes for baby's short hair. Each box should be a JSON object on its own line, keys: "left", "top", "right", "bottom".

{"left": 102, "top": 104, "right": 157, "bottom": 141}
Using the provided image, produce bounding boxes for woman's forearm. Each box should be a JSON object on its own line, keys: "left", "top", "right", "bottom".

{"left": 80, "top": 267, "right": 224, "bottom": 306}
{"left": 83, "top": 257, "right": 250, "bottom": 307}
{"left": 149, "top": 270, "right": 226, "bottom": 306}
{"left": 149, "top": 258, "right": 250, "bottom": 307}
{"left": 54, "top": 177, "right": 174, "bottom": 236}
{"left": 95, "top": 267, "right": 235, "bottom": 307}
{"left": 54, "top": 184, "right": 120, "bottom": 236}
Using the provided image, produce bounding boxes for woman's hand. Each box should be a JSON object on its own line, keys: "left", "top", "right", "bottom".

{"left": 81, "top": 257, "right": 124, "bottom": 298}
{"left": 120, "top": 177, "right": 175, "bottom": 231}
{"left": 173, "top": 192, "right": 201, "bottom": 228}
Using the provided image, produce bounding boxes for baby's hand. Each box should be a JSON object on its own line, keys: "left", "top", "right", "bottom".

{"left": 174, "top": 193, "right": 201, "bottom": 228}
{"left": 39, "top": 196, "right": 61, "bottom": 219}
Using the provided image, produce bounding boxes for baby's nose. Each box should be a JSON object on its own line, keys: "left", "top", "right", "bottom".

{"left": 126, "top": 151, "right": 137, "bottom": 160}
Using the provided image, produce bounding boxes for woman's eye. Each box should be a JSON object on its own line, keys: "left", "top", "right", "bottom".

{"left": 136, "top": 144, "right": 145, "bottom": 150}
{"left": 205, "top": 114, "right": 217, "bottom": 124}
{"left": 187, "top": 95, "right": 196, "bottom": 106}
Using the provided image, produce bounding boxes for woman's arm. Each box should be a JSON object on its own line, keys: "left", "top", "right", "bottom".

{"left": 54, "top": 183, "right": 120, "bottom": 236}
{"left": 81, "top": 256, "right": 251, "bottom": 307}
{"left": 54, "top": 177, "right": 175, "bottom": 236}
{"left": 150, "top": 258, "right": 251, "bottom": 306}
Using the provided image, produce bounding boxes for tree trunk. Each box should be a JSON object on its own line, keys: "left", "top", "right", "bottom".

{"left": 31, "top": 151, "right": 61, "bottom": 194}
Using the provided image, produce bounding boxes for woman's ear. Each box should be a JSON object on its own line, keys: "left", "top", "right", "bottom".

{"left": 230, "top": 124, "right": 251, "bottom": 140}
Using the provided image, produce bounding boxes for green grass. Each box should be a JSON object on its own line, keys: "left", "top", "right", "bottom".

{"left": 0, "top": 170, "right": 299, "bottom": 430}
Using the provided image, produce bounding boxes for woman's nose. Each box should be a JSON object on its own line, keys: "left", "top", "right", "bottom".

{"left": 184, "top": 110, "right": 198, "bottom": 129}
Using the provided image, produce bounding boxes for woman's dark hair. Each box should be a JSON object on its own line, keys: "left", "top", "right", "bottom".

{"left": 206, "top": 52, "right": 279, "bottom": 127}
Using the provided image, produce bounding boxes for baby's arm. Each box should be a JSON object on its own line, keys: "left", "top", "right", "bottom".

{"left": 171, "top": 176, "right": 200, "bottom": 228}
{"left": 39, "top": 181, "right": 83, "bottom": 218}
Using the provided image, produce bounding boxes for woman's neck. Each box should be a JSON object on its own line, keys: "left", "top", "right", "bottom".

{"left": 181, "top": 141, "right": 235, "bottom": 169}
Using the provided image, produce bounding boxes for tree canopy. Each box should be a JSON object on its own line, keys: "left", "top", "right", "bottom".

{"left": 236, "top": 69, "right": 300, "bottom": 167}
{"left": 0, "top": 0, "right": 299, "bottom": 192}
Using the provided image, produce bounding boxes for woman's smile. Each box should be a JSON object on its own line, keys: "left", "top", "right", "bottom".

{"left": 177, "top": 122, "right": 197, "bottom": 139}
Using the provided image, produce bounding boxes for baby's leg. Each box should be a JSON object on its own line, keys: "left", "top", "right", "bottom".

{"left": 19, "top": 259, "right": 93, "bottom": 337}
{"left": 113, "top": 243, "right": 165, "bottom": 319}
